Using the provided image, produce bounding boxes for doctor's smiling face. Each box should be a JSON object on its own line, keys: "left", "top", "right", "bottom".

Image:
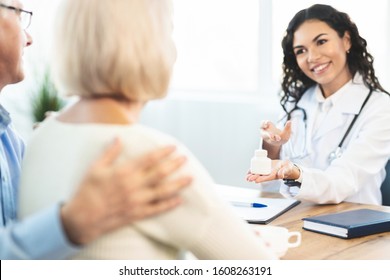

{"left": 280, "top": 4, "right": 388, "bottom": 122}
{"left": 292, "top": 19, "right": 351, "bottom": 97}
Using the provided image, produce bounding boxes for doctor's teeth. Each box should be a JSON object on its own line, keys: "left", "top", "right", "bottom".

{"left": 313, "top": 64, "right": 327, "bottom": 73}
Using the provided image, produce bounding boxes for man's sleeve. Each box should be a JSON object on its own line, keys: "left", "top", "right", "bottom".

{"left": 0, "top": 204, "right": 79, "bottom": 259}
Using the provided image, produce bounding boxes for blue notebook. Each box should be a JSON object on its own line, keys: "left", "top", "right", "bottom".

{"left": 302, "top": 209, "right": 390, "bottom": 239}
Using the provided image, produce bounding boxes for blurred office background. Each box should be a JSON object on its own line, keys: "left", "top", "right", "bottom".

{"left": 2, "top": 0, "right": 390, "bottom": 189}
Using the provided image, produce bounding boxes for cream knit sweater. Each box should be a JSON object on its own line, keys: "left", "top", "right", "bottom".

{"left": 19, "top": 118, "right": 276, "bottom": 260}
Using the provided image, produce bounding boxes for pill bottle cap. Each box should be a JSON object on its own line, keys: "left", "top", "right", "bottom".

{"left": 255, "top": 149, "right": 267, "bottom": 157}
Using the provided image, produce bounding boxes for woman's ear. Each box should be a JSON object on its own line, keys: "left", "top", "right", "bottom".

{"left": 343, "top": 31, "right": 352, "bottom": 53}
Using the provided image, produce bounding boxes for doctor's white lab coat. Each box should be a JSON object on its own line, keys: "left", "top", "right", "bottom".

{"left": 279, "top": 75, "right": 390, "bottom": 205}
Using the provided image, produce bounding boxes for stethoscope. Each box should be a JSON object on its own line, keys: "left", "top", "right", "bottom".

{"left": 328, "top": 88, "right": 373, "bottom": 163}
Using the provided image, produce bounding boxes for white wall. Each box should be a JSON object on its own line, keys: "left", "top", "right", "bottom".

{"left": 140, "top": 95, "right": 280, "bottom": 189}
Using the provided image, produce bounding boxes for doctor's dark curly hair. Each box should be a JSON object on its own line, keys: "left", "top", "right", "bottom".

{"left": 280, "top": 4, "right": 388, "bottom": 120}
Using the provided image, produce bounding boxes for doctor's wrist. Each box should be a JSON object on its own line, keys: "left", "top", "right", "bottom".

{"left": 293, "top": 164, "right": 303, "bottom": 183}
{"left": 283, "top": 163, "right": 302, "bottom": 187}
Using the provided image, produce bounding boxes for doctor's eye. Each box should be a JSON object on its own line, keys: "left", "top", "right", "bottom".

{"left": 294, "top": 48, "right": 306, "bottom": 56}
{"left": 316, "top": 39, "right": 328, "bottom": 46}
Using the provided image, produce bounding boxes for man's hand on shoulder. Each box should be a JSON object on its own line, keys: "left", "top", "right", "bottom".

{"left": 60, "top": 138, "right": 192, "bottom": 245}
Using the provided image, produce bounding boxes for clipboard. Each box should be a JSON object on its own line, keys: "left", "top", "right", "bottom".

{"left": 215, "top": 184, "right": 300, "bottom": 224}
{"left": 228, "top": 197, "right": 300, "bottom": 224}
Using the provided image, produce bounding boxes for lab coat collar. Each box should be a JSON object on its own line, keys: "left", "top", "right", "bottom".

{"left": 334, "top": 73, "right": 369, "bottom": 115}
{"left": 298, "top": 73, "right": 370, "bottom": 140}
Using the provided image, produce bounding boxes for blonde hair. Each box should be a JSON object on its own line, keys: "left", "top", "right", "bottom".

{"left": 52, "top": 0, "right": 176, "bottom": 101}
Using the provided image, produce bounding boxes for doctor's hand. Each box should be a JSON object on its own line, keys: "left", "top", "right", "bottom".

{"left": 246, "top": 160, "right": 300, "bottom": 184}
{"left": 261, "top": 120, "right": 292, "bottom": 147}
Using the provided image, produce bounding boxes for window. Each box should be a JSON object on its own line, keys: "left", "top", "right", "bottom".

{"left": 171, "top": 0, "right": 390, "bottom": 97}
{"left": 171, "top": 0, "right": 262, "bottom": 94}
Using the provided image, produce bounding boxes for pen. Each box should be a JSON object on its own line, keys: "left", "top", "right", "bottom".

{"left": 231, "top": 201, "right": 267, "bottom": 208}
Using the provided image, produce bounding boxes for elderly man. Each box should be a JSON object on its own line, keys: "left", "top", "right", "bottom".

{"left": 0, "top": 0, "right": 190, "bottom": 259}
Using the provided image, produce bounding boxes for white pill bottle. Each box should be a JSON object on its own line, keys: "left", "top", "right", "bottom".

{"left": 250, "top": 138, "right": 272, "bottom": 175}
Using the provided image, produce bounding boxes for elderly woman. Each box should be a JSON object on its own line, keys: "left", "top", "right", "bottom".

{"left": 18, "top": 0, "right": 276, "bottom": 259}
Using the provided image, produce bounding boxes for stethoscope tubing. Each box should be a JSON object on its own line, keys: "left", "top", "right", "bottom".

{"left": 328, "top": 88, "right": 373, "bottom": 162}
{"left": 336, "top": 88, "right": 373, "bottom": 150}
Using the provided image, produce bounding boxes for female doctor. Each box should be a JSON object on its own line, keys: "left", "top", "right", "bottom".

{"left": 247, "top": 4, "right": 390, "bottom": 205}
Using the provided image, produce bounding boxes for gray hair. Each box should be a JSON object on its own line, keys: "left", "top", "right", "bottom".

{"left": 52, "top": 0, "right": 176, "bottom": 101}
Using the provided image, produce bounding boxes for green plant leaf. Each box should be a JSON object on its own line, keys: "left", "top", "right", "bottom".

{"left": 31, "top": 72, "right": 65, "bottom": 123}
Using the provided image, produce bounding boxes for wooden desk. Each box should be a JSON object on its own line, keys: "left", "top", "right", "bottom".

{"left": 215, "top": 185, "right": 390, "bottom": 260}
{"left": 263, "top": 193, "right": 390, "bottom": 260}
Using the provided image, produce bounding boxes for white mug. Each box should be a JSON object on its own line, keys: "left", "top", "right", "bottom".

{"left": 252, "top": 225, "right": 301, "bottom": 258}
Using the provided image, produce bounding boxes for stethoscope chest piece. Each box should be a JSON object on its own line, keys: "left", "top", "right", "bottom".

{"left": 328, "top": 147, "right": 343, "bottom": 163}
